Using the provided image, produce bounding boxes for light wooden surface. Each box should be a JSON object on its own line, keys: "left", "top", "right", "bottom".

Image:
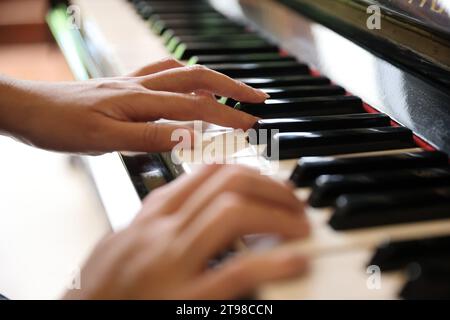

{"left": 0, "top": 0, "right": 51, "bottom": 43}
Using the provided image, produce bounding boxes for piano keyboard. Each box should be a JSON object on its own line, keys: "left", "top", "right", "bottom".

{"left": 74, "top": 0, "right": 450, "bottom": 299}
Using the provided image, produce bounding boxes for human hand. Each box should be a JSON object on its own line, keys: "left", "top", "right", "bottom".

{"left": 65, "top": 165, "right": 309, "bottom": 299}
{"left": 0, "top": 59, "right": 267, "bottom": 153}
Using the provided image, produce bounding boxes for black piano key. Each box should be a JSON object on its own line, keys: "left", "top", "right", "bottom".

{"left": 237, "top": 96, "right": 364, "bottom": 119}
{"left": 206, "top": 61, "right": 309, "bottom": 78}
{"left": 369, "top": 235, "right": 450, "bottom": 272}
{"left": 194, "top": 53, "right": 296, "bottom": 64}
{"left": 157, "top": 19, "right": 235, "bottom": 28}
{"left": 225, "top": 85, "right": 346, "bottom": 107}
{"left": 267, "top": 127, "right": 414, "bottom": 160}
{"left": 149, "top": 12, "right": 224, "bottom": 24}
{"left": 309, "top": 167, "right": 450, "bottom": 207}
{"left": 250, "top": 113, "right": 391, "bottom": 145}
{"left": 175, "top": 41, "right": 278, "bottom": 60}
{"left": 290, "top": 151, "right": 449, "bottom": 187}
{"left": 225, "top": 85, "right": 345, "bottom": 107}
{"left": 329, "top": 187, "right": 450, "bottom": 230}
{"left": 239, "top": 75, "right": 331, "bottom": 88}
{"left": 162, "top": 27, "right": 250, "bottom": 44}
{"left": 138, "top": 4, "right": 215, "bottom": 19}
{"left": 153, "top": 19, "right": 239, "bottom": 35}
{"left": 169, "top": 33, "right": 264, "bottom": 47}
{"left": 261, "top": 85, "right": 345, "bottom": 99}
{"left": 253, "top": 113, "right": 390, "bottom": 133}
{"left": 139, "top": 3, "right": 216, "bottom": 15}
{"left": 400, "top": 261, "right": 450, "bottom": 300}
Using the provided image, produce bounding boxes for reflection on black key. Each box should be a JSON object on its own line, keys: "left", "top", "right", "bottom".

{"left": 240, "top": 75, "right": 331, "bottom": 88}
{"left": 369, "top": 235, "right": 450, "bottom": 272}
{"left": 237, "top": 96, "right": 363, "bottom": 118}
{"left": 225, "top": 85, "right": 343, "bottom": 107}
{"left": 253, "top": 113, "right": 390, "bottom": 133}
{"left": 176, "top": 41, "right": 278, "bottom": 60}
{"left": 250, "top": 113, "right": 391, "bottom": 145}
{"left": 309, "top": 167, "right": 450, "bottom": 207}
{"left": 206, "top": 61, "right": 310, "bottom": 77}
{"left": 290, "top": 151, "right": 449, "bottom": 187}
{"left": 193, "top": 53, "right": 295, "bottom": 64}
{"left": 260, "top": 85, "right": 345, "bottom": 99}
{"left": 329, "top": 187, "right": 450, "bottom": 230}
{"left": 149, "top": 12, "right": 224, "bottom": 24}
{"left": 400, "top": 261, "right": 450, "bottom": 300}
{"left": 267, "top": 127, "right": 414, "bottom": 159}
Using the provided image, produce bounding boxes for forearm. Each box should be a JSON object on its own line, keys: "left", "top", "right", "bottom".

{"left": 0, "top": 75, "right": 40, "bottom": 138}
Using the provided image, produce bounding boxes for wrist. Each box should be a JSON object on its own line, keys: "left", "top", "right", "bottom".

{"left": 0, "top": 75, "right": 42, "bottom": 139}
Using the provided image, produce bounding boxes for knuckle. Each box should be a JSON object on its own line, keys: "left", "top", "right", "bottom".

{"left": 141, "top": 123, "right": 159, "bottom": 145}
{"left": 215, "top": 193, "right": 246, "bottom": 217}
{"left": 183, "top": 95, "right": 204, "bottom": 117}
{"left": 94, "top": 79, "right": 125, "bottom": 90}
{"left": 162, "top": 57, "right": 182, "bottom": 67}
{"left": 83, "top": 118, "right": 108, "bottom": 147}
{"left": 194, "top": 94, "right": 212, "bottom": 107}
{"left": 222, "top": 166, "right": 257, "bottom": 186}
{"left": 187, "top": 64, "right": 209, "bottom": 77}
{"left": 142, "top": 187, "right": 166, "bottom": 206}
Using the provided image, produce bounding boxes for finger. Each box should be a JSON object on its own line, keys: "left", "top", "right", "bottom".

{"left": 129, "top": 58, "right": 184, "bottom": 77}
{"left": 103, "top": 121, "right": 195, "bottom": 153}
{"left": 194, "top": 89, "right": 216, "bottom": 101}
{"left": 140, "top": 65, "right": 269, "bottom": 103}
{"left": 177, "top": 166, "right": 303, "bottom": 229}
{"left": 184, "top": 251, "right": 308, "bottom": 300}
{"left": 178, "top": 194, "right": 310, "bottom": 270}
{"left": 127, "top": 91, "right": 258, "bottom": 130}
{"left": 137, "top": 165, "right": 224, "bottom": 220}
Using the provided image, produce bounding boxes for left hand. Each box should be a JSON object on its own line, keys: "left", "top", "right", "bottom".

{"left": 0, "top": 58, "right": 267, "bottom": 154}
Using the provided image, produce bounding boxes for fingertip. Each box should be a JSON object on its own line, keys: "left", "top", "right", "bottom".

{"left": 276, "top": 251, "right": 309, "bottom": 275}
{"left": 239, "top": 113, "right": 259, "bottom": 130}
{"left": 233, "top": 81, "right": 270, "bottom": 102}
{"left": 244, "top": 90, "right": 270, "bottom": 104}
{"left": 257, "top": 89, "right": 271, "bottom": 99}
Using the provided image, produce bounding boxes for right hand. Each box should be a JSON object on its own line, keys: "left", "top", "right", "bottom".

{"left": 65, "top": 165, "right": 310, "bottom": 300}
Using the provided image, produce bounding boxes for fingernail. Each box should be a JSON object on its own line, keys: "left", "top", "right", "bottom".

{"left": 256, "top": 89, "right": 270, "bottom": 99}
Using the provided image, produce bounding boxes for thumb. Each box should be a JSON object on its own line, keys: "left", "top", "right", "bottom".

{"left": 107, "top": 121, "right": 196, "bottom": 153}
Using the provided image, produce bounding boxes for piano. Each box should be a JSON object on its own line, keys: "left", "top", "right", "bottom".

{"left": 48, "top": 0, "right": 450, "bottom": 299}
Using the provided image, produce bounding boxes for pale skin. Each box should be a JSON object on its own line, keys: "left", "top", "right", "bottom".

{"left": 0, "top": 59, "right": 309, "bottom": 299}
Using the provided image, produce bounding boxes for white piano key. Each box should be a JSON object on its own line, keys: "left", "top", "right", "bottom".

{"left": 257, "top": 247, "right": 405, "bottom": 299}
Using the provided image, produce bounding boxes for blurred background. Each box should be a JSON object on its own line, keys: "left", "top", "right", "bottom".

{"left": 0, "top": 0, "right": 110, "bottom": 300}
